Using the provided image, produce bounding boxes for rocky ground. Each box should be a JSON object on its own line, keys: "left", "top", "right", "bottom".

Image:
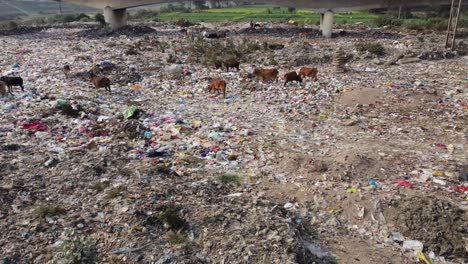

{"left": 0, "top": 22, "right": 467, "bottom": 264}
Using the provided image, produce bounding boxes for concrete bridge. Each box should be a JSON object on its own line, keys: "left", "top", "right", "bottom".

{"left": 63, "top": 0, "right": 454, "bottom": 37}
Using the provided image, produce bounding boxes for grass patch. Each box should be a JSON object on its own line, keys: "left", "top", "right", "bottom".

{"left": 216, "top": 173, "right": 242, "bottom": 185}
{"left": 34, "top": 205, "right": 66, "bottom": 218}
{"left": 166, "top": 231, "right": 188, "bottom": 245}
{"left": 134, "top": 5, "right": 375, "bottom": 24}
{"left": 166, "top": 231, "right": 193, "bottom": 250}
{"left": 355, "top": 42, "right": 385, "bottom": 56}
{"left": 104, "top": 187, "right": 123, "bottom": 200}
{"left": 203, "top": 214, "right": 226, "bottom": 225}
{"left": 89, "top": 181, "right": 110, "bottom": 192}
{"left": 403, "top": 18, "right": 447, "bottom": 31}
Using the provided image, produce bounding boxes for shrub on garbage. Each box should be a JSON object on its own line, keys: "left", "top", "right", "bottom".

{"left": 104, "top": 187, "right": 123, "bottom": 200}
{"left": 49, "top": 13, "right": 91, "bottom": 24}
{"left": 34, "top": 205, "right": 66, "bottom": 218}
{"left": 89, "top": 181, "right": 109, "bottom": 192}
{"left": 175, "top": 18, "right": 191, "bottom": 27}
{"left": 51, "top": 230, "right": 98, "bottom": 264}
{"left": 216, "top": 173, "right": 241, "bottom": 185}
{"left": 166, "top": 231, "right": 193, "bottom": 250}
{"left": 0, "top": 21, "right": 20, "bottom": 30}
{"left": 76, "top": 13, "right": 90, "bottom": 21}
{"left": 355, "top": 42, "right": 385, "bottom": 56}
{"left": 159, "top": 205, "right": 186, "bottom": 230}
{"left": 266, "top": 53, "right": 278, "bottom": 66}
{"left": 7, "top": 21, "right": 19, "bottom": 30}
{"left": 157, "top": 41, "right": 171, "bottom": 53}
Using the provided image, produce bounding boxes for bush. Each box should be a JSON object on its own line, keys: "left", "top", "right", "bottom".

{"left": 95, "top": 13, "right": 105, "bottom": 25}
{"left": 355, "top": 42, "right": 385, "bottom": 56}
{"left": 50, "top": 13, "right": 91, "bottom": 23}
{"left": 76, "top": 13, "right": 90, "bottom": 21}
{"left": 216, "top": 173, "right": 241, "bottom": 185}
{"left": 194, "top": 0, "right": 208, "bottom": 10}
{"left": 159, "top": 205, "right": 186, "bottom": 230}
{"left": 404, "top": 18, "right": 447, "bottom": 31}
{"left": 0, "top": 21, "right": 19, "bottom": 30}
{"left": 51, "top": 230, "right": 98, "bottom": 264}
{"left": 374, "top": 15, "right": 403, "bottom": 27}
{"left": 287, "top": 7, "right": 296, "bottom": 13}
{"left": 131, "top": 9, "right": 158, "bottom": 20}
{"left": 160, "top": 3, "right": 191, "bottom": 14}
{"left": 34, "top": 205, "right": 66, "bottom": 218}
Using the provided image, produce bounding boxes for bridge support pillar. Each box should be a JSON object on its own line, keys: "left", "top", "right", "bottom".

{"left": 104, "top": 6, "right": 128, "bottom": 30}
{"left": 320, "top": 11, "right": 334, "bottom": 38}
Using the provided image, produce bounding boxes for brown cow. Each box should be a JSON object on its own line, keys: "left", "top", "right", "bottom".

{"left": 63, "top": 65, "right": 71, "bottom": 78}
{"left": 223, "top": 58, "right": 240, "bottom": 71}
{"left": 283, "top": 71, "right": 303, "bottom": 86}
{"left": 207, "top": 79, "right": 227, "bottom": 98}
{"left": 298, "top": 67, "right": 318, "bottom": 81}
{"left": 253, "top": 68, "right": 279, "bottom": 83}
{"left": 89, "top": 72, "right": 111, "bottom": 93}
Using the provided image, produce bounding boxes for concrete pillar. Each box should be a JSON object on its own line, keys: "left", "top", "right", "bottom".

{"left": 104, "top": 6, "right": 128, "bottom": 30}
{"left": 322, "top": 11, "right": 334, "bottom": 38}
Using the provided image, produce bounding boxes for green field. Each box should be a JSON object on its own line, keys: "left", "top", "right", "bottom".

{"left": 154, "top": 5, "right": 377, "bottom": 24}
{"left": 0, "top": 0, "right": 97, "bottom": 21}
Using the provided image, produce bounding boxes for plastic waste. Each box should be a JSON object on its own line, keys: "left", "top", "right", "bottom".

{"left": 452, "top": 185, "right": 468, "bottom": 192}
{"left": 367, "top": 177, "right": 378, "bottom": 187}
{"left": 144, "top": 131, "right": 153, "bottom": 138}
{"left": 123, "top": 106, "right": 139, "bottom": 119}
{"left": 395, "top": 179, "right": 413, "bottom": 188}
{"left": 22, "top": 121, "right": 47, "bottom": 131}
{"left": 434, "top": 143, "right": 447, "bottom": 149}
{"left": 403, "top": 240, "right": 423, "bottom": 251}
{"left": 4, "top": 105, "right": 14, "bottom": 110}
{"left": 417, "top": 251, "right": 432, "bottom": 264}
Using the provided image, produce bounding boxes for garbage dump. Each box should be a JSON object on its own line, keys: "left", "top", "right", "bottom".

{"left": 0, "top": 21, "right": 467, "bottom": 263}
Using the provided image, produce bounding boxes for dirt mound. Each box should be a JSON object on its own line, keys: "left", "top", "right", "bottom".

{"left": 336, "top": 30, "right": 401, "bottom": 40}
{"left": 76, "top": 25, "right": 157, "bottom": 38}
{"left": 293, "top": 54, "right": 332, "bottom": 66}
{"left": 239, "top": 27, "right": 321, "bottom": 38}
{"left": 388, "top": 196, "right": 467, "bottom": 260}
{"left": 325, "top": 151, "right": 381, "bottom": 182}
{"left": 336, "top": 88, "right": 384, "bottom": 107}
{"left": 276, "top": 152, "right": 328, "bottom": 180}
{"left": 0, "top": 26, "right": 49, "bottom": 36}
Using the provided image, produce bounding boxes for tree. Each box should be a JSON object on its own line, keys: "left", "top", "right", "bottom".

{"left": 287, "top": 7, "right": 296, "bottom": 13}
{"left": 194, "top": 0, "right": 207, "bottom": 9}
{"left": 53, "top": 0, "right": 63, "bottom": 14}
